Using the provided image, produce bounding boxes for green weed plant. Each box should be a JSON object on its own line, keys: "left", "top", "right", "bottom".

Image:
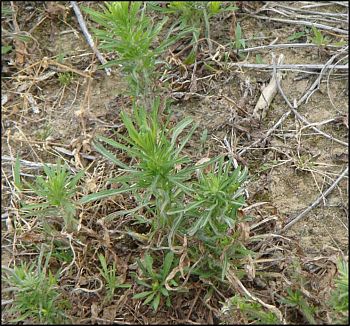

{"left": 280, "top": 288, "right": 317, "bottom": 324}
{"left": 80, "top": 98, "right": 249, "bottom": 311}
{"left": 150, "top": 2, "right": 237, "bottom": 63}
{"left": 98, "top": 253, "right": 131, "bottom": 302}
{"left": 80, "top": 98, "right": 199, "bottom": 232}
{"left": 222, "top": 294, "right": 279, "bottom": 324}
{"left": 84, "top": 2, "right": 193, "bottom": 97}
{"left": 3, "top": 252, "right": 69, "bottom": 324}
{"left": 20, "top": 160, "right": 84, "bottom": 232}
{"left": 330, "top": 259, "right": 348, "bottom": 323}
{"left": 132, "top": 252, "right": 178, "bottom": 311}
{"left": 57, "top": 72, "right": 74, "bottom": 86}
{"left": 310, "top": 26, "right": 330, "bottom": 47}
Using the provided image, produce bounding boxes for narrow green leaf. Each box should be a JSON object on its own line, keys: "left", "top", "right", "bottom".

{"left": 93, "top": 140, "right": 129, "bottom": 169}
{"left": 79, "top": 187, "right": 131, "bottom": 204}
{"left": 221, "top": 252, "right": 229, "bottom": 281}
{"left": 144, "top": 255, "right": 154, "bottom": 277}
{"left": 67, "top": 169, "right": 84, "bottom": 189}
{"left": 13, "top": 155, "right": 22, "bottom": 191}
{"left": 98, "top": 254, "right": 108, "bottom": 274}
{"left": 97, "top": 135, "right": 130, "bottom": 152}
{"left": 136, "top": 259, "right": 148, "bottom": 276}
{"left": 175, "top": 123, "right": 197, "bottom": 156}
{"left": 143, "top": 291, "right": 156, "bottom": 305}
{"left": 2, "top": 45, "right": 12, "bottom": 54}
{"left": 170, "top": 117, "right": 193, "bottom": 146}
{"left": 136, "top": 278, "right": 152, "bottom": 288}
{"left": 133, "top": 291, "right": 153, "bottom": 299}
{"left": 162, "top": 252, "right": 174, "bottom": 279}
{"left": 117, "top": 283, "right": 132, "bottom": 288}
{"left": 160, "top": 286, "right": 169, "bottom": 297}
{"left": 168, "top": 200, "right": 205, "bottom": 215}
{"left": 152, "top": 292, "right": 161, "bottom": 311}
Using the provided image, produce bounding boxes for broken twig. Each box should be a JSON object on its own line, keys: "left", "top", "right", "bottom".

{"left": 281, "top": 167, "right": 348, "bottom": 232}
{"left": 70, "top": 1, "right": 111, "bottom": 76}
{"left": 228, "top": 63, "right": 348, "bottom": 71}
{"left": 253, "top": 54, "right": 284, "bottom": 121}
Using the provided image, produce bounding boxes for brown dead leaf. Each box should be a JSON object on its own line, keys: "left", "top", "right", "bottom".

{"left": 195, "top": 157, "right": 211, "bottom": 178}
{"left": 179, "top": 251, "right": 190, "bottom": 279}
{"left": 19, "top": 231, "right": 45, "bottom": 243}
{"left": 244, "top": 255, "right": 256, "bottom": 281}
{"left": 237, "top": 222, "right": 250, "bottom": 242}
{"left": 85, "top": 177, "right": 98, "bottom": 193}
{"left": 97, "top": 218, "right": 111, "bottom": 248}
{"left": 14, "top": 39, "right": 26, "bottom": 66}
{"left": 110, "top": 252, "right": 130, "bottom": 284}
{"left": 229, "top": 12, "right": 237, "bottom": 40}
{"left": 45, "top": 2, "right": 68, "bottom": 18}
{"left": 102, "top": 305, "right": 118, "bottom": 322}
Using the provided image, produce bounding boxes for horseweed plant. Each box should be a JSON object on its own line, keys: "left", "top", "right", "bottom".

{"left": 169, "top": 156, "right": 248, "bottom": 281}
{"left": 310, "top": 26, "right": 330, "bottom": 47}
{"left": 3, "top": 252, "right": 68, "bottom": 324}
{"left": 185, "top": 156, "right": 247, "bottom": 237}
{"left": 150, "top": 2, "right": 237, "bottom": 63}
{"left": 80, "top": 98, "right": 249, "bottom": 288}
{"left": 80, "top": 98, "right": 201, "bottom": 231}
{"left": 132, "top": 252, "right": 178, "bottom": 311}
{"left": 330, "top": 258, "right": 348, "bottom": 323}
{"left": 98, "top": 253, "right": 131, "bottom": 302}
{"left": 221, "top": 294, "right": 279, "bottom": 324}
{"left": 83, "top": 2, "right": 193, "bottom": 96}
{"left": 20, "top": 160, "right": 84, "bottom": 232}
{"left": 280, "top": 288, "right": 317, "bottom": 324}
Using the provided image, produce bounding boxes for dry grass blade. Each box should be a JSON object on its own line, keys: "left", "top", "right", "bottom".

{"left": 226, "top": 269, "right": 286, "bottom": 323}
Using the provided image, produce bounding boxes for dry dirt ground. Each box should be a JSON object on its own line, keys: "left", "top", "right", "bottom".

{"left": 1, "top": 1, "right": 348, "bottom": 324}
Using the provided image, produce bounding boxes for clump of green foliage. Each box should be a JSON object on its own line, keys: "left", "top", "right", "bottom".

{"left": 19, "top": 160, "right": 84, "bottom": 232}
{"left": 330, "top": 259, "right": 348, "bottom": 324}
{"left": 150, "top": 1, "right": 237, "bottom": 63}
{"left": 98, "top": 253, "right": 131, "bottom": 302}
{"left": 57, "top": 72, "right": 74, "bottom": 86}
{"left": 80, "top": 98, "right": 199, "bottom": 231}
{"left": 3, "top": 252, "right": 69, "bottom": 324}
{"left": 132, "top": 252, "right": 178, "bottom": 311}
{"left": 83, "top": 2, "right": 192, "bottom": 97}
{"left": 280, "top": 288, "right": 317, "bottom": 324}
{"left": 287, "top": 30, "right": 306, "bottom": 42}
{"left": 310, "top": 26, "right": 330, "bottom": 47}
{"left": 80, "top": 98, "right": 249, "bottom": 311}
{"left": 221, "top": 294, "right": 279, "bottom": 324}
{"left": 232, "top": 22, "right": 246, "bottom": 55}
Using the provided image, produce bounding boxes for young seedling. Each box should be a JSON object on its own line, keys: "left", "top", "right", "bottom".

{"left": 221, "top": 294, "right": 280, "bottom": 324}
{"left": 255, "top": 54, "right": 265, "bottom": 64}
{"left": 310, "top": 26, "right": 330, "bottom": 47}
{"left": 185, "top": 156, "right": 247, "bottom": 237}
{"left": 84, "top": 2, "right": 192, "bottom": 97}
{"left": 2, "top": 45, "right": 13, "bottom": 54}
{"left": 150, "top": 2, "right": 237, "bottom": 62}
{"left": 98, "top": 253, "right": 131, "bottom": 302}
{"left": 280, "top": 288, "right": 317, "bottom": 324}
{"left": 20, "top": 160, "right": 84, "bottom": 232}
{"left": 330, "top": 259, "right": 348, "bottom": 323}
{"left": 57, "top": 72, "right": 74, "bottom": 86}
{"left": 232, "top": 22, "right": 246, "bottom": 55}
{"left": 3, "top": 251, "right": 69, "bottom": 324}
{"left": 132, "top": 251, "right": 177, "bottom": 311}
{"left": 287, "top": 31, "right": 306, "bottom": 42}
